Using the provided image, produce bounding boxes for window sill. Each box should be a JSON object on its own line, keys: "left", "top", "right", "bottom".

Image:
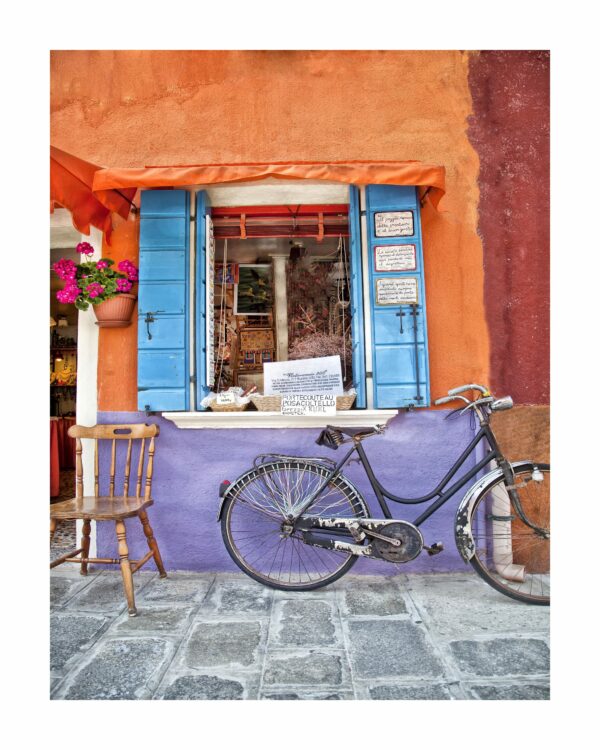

{"left": 162, "top": 409, "right": 398, "bottom": 429}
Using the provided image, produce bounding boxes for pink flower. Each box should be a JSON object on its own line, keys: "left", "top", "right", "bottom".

{"left": 86, "top": 282, "right": 104, "bottom": 299}
{"left": 96, "top": 260, "right": 109, "bottom": 269}
{"left": 52, "top": 258, "right": 77, "bottom": 281}
{"left": 76, "top": 241, "right": 94, "bottom": 256}
{"left": 118, "top": 259, "right": 139, "bottom": 281}
{"left": 56, "top": 281, "right": 80, "bottom": 304}
{"left": 116, "top": 278, "right": 133, "bottom": 293}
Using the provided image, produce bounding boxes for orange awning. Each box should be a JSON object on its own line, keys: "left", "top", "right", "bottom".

{"left": 50, "top": 146, "right": 137, "bottom": 243}
{"left": 92, "top": 160, "right": 446, "bottom": 209}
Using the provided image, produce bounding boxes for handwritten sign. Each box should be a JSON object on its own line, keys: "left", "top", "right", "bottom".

{"left": 375, "top": 277, "right": 419, "bottom": 306}
{"left": 216, "top": 392, "right": 236, "bottom": 405}
{"left": 374, "top": 211, "right": 414, "bottom": 238}
{"left": 281, "top": 394, "right": 337, "bottom": 416}
{"left": 263, "top": 356, "right": 343, "bottom": 396}
{"left": 375, "top": 245, "right": 417, "bottom": 272}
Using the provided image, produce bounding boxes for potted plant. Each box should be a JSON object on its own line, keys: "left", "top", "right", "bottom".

{"left": 53, "top": 242, "right": 139, "bottom": 328}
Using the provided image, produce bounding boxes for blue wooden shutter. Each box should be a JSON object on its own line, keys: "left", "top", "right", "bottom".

{"left": 195, "top": 191, "right": 211, "bottom": 408}
{"left": 137, "top": 189, "right": 190, "bottom": 411}
{"left": 348, "top": 186, "right": 366, "bottom": 408}
{"left": 365, "top": 185, "right": 430, "bottom": 408}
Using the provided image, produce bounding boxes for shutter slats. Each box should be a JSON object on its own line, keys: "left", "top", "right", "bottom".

{"left": 138, "top": 190, "right": 190, "bottom": 412}
{"left": 366, "top": 185, "right": 430, "bottom": 408}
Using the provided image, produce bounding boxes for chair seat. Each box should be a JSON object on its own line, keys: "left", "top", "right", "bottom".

{"left": 50, "top": 495, "right": 154, "bottom": 520}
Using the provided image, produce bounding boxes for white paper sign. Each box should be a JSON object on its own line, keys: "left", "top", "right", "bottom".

{"left": 281, "top": 394, "right": 337, "bottom": 416}
{"left": 375, "top": 277, "right": 419, "bottom": 305}
{"left": 216, "top": 392, "right": 235, "bottom": 405}
{"left": 374, "top": 211, "right": 414, "bottom": 237}
{"left": 263, "top": 356, "right": 343, "bottom": 396}
{"left": 375, "top": 245, "right": 417, "bottom": 272}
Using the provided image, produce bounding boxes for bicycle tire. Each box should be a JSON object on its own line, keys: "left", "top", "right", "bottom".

{"left": 221, "top": 460, "right": 369, "bottom": 591}
{"left": 467, "top": 464, "right": 550, "bottom": 605}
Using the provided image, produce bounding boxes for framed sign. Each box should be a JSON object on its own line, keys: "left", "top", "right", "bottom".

{"left": 374, "top": 244, "right": 417, "bottom": 272}
{"left": 375, "top": 277, "right": 419, "bottom": 306}
{"left": 374, "top": 211, "right": 414, "bottom": 238}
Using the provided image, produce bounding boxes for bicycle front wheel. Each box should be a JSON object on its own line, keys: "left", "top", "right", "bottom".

{"left": 221, "top": 460, "right": 369, "bottom": 591}
{"left": 468, "top": 464, "right": 550, "bottom": 605}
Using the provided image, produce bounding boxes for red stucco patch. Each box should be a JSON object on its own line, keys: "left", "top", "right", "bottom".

{"left": 468, "top": 51, "right": 549, "bottom": 405}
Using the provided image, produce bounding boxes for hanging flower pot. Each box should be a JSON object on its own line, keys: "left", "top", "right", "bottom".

{"left": 52, "top": 244, "right": 140, "bottom": 329}
{"left": 93, "top": 293, "right": 137, "bottom": 328}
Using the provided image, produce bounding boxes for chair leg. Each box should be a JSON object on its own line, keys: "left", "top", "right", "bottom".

{"left": 139, "top": 510, "right": 167, "bottom": 578}
{"left": 80, "top": 519, "right": 91, "bottom": 576}
{"left": 115, "top": 520, "right": 137, "bottom": 617}
{"left": 50, "top": 518, "right": 57, "bottom": 544}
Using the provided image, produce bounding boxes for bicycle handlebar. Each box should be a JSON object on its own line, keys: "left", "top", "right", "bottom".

{"left": 447, "top": 383, "right": 490, "bottom": 397}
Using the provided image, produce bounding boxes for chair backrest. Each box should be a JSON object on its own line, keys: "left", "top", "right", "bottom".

{"left": 67, "top": 424, "right": 160, "bottom": 499}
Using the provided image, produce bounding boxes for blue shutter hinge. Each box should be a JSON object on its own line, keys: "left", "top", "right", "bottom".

{"left": 366, "top": 371, "right": 373, "bottom": 378}
{"left": 190, "top": 374, "right": 197, "bottom": 384}
{"left": 360, "top": 210, "right": 367, "bottom": 217}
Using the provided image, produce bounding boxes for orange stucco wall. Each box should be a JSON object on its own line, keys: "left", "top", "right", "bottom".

{"left": 50, "top": 50, "right": 489, "bottom": 411}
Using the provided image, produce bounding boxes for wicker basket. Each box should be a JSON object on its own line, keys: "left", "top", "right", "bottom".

{"left": 336, "top": 393, "right": 356, "bottom": 410}
{"left": 208, "top": 400, "right": 250, "bottom": 412}
{"left": 250, "top": 394, "right": 357, "bottom": 411}
{"left": 250, "top": 394, "right": 282, "bottom": 411}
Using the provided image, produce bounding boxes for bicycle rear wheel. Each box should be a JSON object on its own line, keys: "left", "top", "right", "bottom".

{"left": 221, "top": 460, "right": 368, "bottom": 591}
{"left": 468, "top": 464, "right": 550, "bottom": 604}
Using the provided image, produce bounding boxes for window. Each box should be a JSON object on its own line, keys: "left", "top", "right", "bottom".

{"left": 137, "top": 184, "right": 430, "bottom": 417}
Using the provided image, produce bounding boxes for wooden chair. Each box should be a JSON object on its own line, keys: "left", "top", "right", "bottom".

{"left": 50, "top": 423, "right": 166, "bottom": 616}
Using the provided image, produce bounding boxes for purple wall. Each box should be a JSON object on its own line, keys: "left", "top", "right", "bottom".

{"left": 96, "top": 410, "right": 479, "bottom": 574}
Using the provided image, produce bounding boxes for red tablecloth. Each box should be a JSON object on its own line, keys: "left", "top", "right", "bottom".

{"left": 50, "top": 417, "right": 77, "bottom": 497}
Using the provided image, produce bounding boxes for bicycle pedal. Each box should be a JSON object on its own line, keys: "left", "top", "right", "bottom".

{"left": 425, "top": 542, "right": 444, "bottom": 556}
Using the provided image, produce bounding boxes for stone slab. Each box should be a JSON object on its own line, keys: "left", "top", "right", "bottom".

{"left": 50, "top": 574, "right": 95, "bottom": 610}
{"left": 449, "top": 638, "right": 550, "bottom": 676}
{"left": 139, "top": 572, "right": 214, "bottom": 605}
{"left": 271, "top": 600, "right": 339, "bottom": 648}
{"left": 50, "top": 613, "right": 108, "bottom": 672}
{"left": 158, "top": 674, "right": 245, "bottom": 700}
{"left": 183, "top": 621, "right": 262, "bottom": 669}
{"left": 467, "top": 683, "right": 550, "bottom": 700}
{"left": 341, "top": 577, "right": 408, "bottom": 617}
{"left": 263, "top": 650, "right": 348, "bottom": 687}
{"left": 113, "top": 606, "right": 193, "bottom": 634}
{"left": 368, "top": 683, "right": 453, "bottom": 700}
{"left": 347, "top": 620, "right": 444, "bottom": 678}
{"left": 405, "top": 574, "right": 550, "bottom": 636}
{"left": 59, "top": 637, "right": 173, "bottom": 700}
{"left": 66, "top": 571, "right": 153, "bottom": 614}
{"left": 202, "top": 578, "right": 272, "bottom": 615}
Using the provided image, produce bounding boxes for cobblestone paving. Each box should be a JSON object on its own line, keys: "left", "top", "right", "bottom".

{"left": 50, "top": 570, "right": 549, "bottom": 700}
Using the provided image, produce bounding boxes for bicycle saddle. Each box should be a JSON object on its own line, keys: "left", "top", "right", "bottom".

{"left": 316, "top": 425, "right": 378, "bottom": 450}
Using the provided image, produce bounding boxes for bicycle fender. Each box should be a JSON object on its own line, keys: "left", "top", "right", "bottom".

{"left": 454, "top": 460, "right": 538, "bottom": 563}
{"left": 216, "top": 460, "right": 367, "bottom": 521}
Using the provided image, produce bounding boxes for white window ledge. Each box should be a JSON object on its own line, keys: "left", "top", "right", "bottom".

{"left": 162, "top": 409, "right": 398, "bottom": 429}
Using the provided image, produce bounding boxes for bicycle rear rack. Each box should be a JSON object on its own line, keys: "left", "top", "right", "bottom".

{"left": 253, "top": 453, "right": 337, "bottom": 470}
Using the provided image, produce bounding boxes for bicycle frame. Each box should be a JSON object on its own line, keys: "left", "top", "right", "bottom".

{"left": 292, "top": 420, "right": 507, "bottom": 527}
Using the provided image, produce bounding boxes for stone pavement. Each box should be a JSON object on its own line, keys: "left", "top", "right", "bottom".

{"left": 50, "top": 569, "right": 549, "bottom": 700}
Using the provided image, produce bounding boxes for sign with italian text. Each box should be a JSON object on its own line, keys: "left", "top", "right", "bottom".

{"left": 281, "top": 394, "right": 337, "bottom": 416}
{"left": 374, "top": 244, "right": 417, "bottom": 272}
{"left": 263, "top": 356, "right": 343, "bottom": 396}
{"left": 375, "top": 277, "right": 419, "bottom": 306}
{"left": 374, "top": 211, "right": 414, "bottom": 237}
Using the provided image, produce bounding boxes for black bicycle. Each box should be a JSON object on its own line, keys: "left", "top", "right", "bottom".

{"left": 218, "top": 384, "right": 550, "bottom": 605}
